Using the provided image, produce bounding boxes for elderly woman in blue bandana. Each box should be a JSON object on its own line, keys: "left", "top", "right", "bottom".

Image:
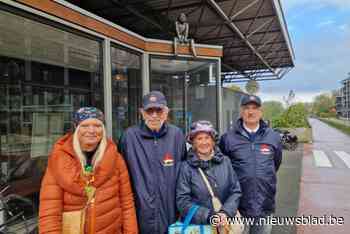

{"left": 39, "top": 107, "right": 138, "bottom": 234}
{"left": 176, "top": 120, "right": 241, "bottom": 230}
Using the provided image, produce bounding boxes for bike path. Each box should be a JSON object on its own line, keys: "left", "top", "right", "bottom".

{"left": 297, "top": 118, "right": 350, "bottom": 234}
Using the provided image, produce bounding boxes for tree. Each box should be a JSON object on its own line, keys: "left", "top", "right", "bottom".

{"left": 245, "top": 80, "right": 259, "bottom": 94}
{"left": 283, "top": 90, "right": 295, "bottom": 108}
{"left": 226, "top": 84, "right": 243, "bottom": 93}
{"left": 262, "top": 101, "right": 284, "bottom": 121}
{"left": 272, "top": 103, "right": 309, "bottom": 128}
{"left": 312, "top": 93, "right": 336, "bottom": 117}
{"left": 303, "top": 102, "right": 313, "bottom": 115}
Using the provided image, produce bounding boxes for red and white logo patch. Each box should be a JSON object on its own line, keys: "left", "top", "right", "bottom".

{"left": 150, "top": 96, "right": 157, "bottom": 102}
{"left": 260, "top": 144, "right": 272, "bottom": 155}
{"left": 162, "top": 153, "right": 174, "bottom": 166}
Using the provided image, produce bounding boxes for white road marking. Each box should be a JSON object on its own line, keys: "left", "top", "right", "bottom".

{"left": 334, "top": 151, "right": 350, "bottom": 168}
{"left": 313, "top": 150, "right": 332, "bottom": 167}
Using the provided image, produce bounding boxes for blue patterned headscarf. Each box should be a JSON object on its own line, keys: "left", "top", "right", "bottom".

{"left": 73, "top": 107, "right": 104, "bottom": 127}
{"left": 186, "top": 120, "right": 218, "bottom": 143}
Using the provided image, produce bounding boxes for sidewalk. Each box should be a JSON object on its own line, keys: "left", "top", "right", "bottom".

{"left": 272, "top": 147, "right": 303, "bottom": 234}
{"left": 297, "top": 144, "right": 350, "bottom": 234}
{"left": 324, "top": 117, "right": 350, "bottom": 127}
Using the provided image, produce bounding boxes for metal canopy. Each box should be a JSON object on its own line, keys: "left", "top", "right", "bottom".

{"left": 67, "top": 0, "right": 295, "bottom": 82}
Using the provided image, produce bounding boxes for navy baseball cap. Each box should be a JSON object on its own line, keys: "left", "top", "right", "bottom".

{"left": 240, "top": 95, "right": 262, "bottom": 107}
{"left": 142, "top": 91, "right": 168, "bottom": 110}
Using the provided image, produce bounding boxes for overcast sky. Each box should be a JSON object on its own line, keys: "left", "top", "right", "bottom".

{"left": 249, "top": 0, "right": 350, "bottom": 103}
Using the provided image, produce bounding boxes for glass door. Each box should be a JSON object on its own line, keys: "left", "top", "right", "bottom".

{"left": 150, "top": 56, "right": 218, "bottom": 133}
{"left": 110, "top": 45, "right": 142, "bottom": 140}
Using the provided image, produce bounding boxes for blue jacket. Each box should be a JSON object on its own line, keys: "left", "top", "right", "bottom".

{"left": 176, "top": 148, "right": 241, "bottom": 224}
{"left": 219, "top": 119, "right": 282, "bottom": 218}
{"left": 119, "top": 122, "right": 186, "bottom": 234}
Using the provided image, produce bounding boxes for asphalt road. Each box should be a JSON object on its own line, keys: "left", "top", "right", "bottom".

{"left": 256, "top": 118, "right": 350, "bottom": 234}
{"left": 309, "top": 118, "right": 350, "bottom": 155}
{"left": 297, "top": 118, "right": 350, "bottom": 234}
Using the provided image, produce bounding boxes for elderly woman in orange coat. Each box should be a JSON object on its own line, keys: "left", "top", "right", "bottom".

{"left": 39, "top": 107, "right": 138, "bottom": 234}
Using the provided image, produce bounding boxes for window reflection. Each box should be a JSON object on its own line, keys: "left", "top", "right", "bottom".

{"left": 111, "top": 46, "right": 142, "bottom": 140}
{"left": 150, "top": 57, "right": 218, "bottom": 132}
{"left": 0, "top": 9, "right": 103, "bottom": 225}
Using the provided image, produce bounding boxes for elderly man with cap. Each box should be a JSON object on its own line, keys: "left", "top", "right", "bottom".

{"left": 39, "top": 107, "right": 137, "bottom": 234}
{"left": 219, "top": 95, "right": 282, "bottom": 234}
{"left": 119, "top": 91, "right": 186, "bottom": 234}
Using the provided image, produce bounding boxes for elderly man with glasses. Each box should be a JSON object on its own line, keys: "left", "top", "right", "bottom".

{"left": 119, "top": 91, "right": 186, "bottom": 234}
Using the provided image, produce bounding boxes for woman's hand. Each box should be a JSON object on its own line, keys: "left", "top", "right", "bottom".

{"left": 216, "top": 212, "right": 228, "bottom": 226}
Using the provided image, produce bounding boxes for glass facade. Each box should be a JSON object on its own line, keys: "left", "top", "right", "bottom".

{"left": 222, "top": 88, "right": 245, "bottom": 131}
{"left": 111, "top": 45, "right": 142, "bottom": 140}
{"left": 150, "top": 57, "right": 218, "bottom": 132}
{"left": 0, "top": 3, "right": 221, "bottom": 231}
{"left": 0, "top": 9, "right": 103, "bottom": 227}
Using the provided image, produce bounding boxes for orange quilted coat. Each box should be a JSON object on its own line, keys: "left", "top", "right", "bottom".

{"left": 39, "top": 133, "right": 138, "bottom": 234}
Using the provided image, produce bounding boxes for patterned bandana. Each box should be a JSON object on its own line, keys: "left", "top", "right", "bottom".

{"left": 187, "top": 120, "right": 218, "bottom": 143}
{"left": 73, "top": 107, "right": 104, "bottom": 127}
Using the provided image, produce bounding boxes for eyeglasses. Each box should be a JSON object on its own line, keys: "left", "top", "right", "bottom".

{"left": 145, "top": 108, "right": 164, "bottom": 115}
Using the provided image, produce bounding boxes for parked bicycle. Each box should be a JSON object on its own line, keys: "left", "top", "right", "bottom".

{"left": 274, "top": 129, "right": 298, "bottom": 151}
{"left": 0, "top": 183, "right": 38, "bottom": 234}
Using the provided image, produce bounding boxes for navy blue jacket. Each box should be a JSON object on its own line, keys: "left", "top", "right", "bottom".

{"left": 119, "top": 122, "right": 186, "bottom": 234}
{"left": 219, "top": 119, "right": 282, "bottom": 218}
{"left": 176, "top": 148, "right": 241, "bottom": 224}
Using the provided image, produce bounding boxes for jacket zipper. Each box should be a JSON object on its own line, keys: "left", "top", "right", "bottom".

{"left": 252, "top": 140, "right": 257, "bottom": 216}
{"left": 153, "top": 135, "right": 159, "bottom": 233}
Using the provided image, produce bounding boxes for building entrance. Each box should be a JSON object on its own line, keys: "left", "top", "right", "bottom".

{"left": 150, "top": 56, "right": 218, "bottom": 132}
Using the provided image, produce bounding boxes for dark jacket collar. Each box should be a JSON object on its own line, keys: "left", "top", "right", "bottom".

{"left": 139, "top": 121, "right": 168, "bottom": 138}
{"left": 187, "top": 147, "right": 224, "bottom": 169}
{"left": 234, "top": 118, "right": 268, "bottom": 139}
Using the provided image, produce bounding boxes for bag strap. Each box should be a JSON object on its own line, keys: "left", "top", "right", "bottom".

{"left": 181, "top": 205, "right": 200, "bottom": 234}
{"left": 198, "top": 168, "right": 223, "bottom": 213}
{"left": 198, "top": 168, "right": 215, "bottom": 198}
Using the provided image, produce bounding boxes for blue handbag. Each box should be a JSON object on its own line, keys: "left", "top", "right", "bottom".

{"left": 168, "top": 205, "right": 216, "bottom": 234}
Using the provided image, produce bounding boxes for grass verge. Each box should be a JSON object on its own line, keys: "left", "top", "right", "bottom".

{"left": 319, "top": 118, "right": 350, "bottom": 136}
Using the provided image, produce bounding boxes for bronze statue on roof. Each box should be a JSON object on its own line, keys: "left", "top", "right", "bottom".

{"left": 174, "top": 13, "right": 197, "bottom": 57}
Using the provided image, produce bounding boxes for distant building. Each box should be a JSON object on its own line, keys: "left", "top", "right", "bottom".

{"left": 336, "top": 77, "right": 350, "bottom": 119}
